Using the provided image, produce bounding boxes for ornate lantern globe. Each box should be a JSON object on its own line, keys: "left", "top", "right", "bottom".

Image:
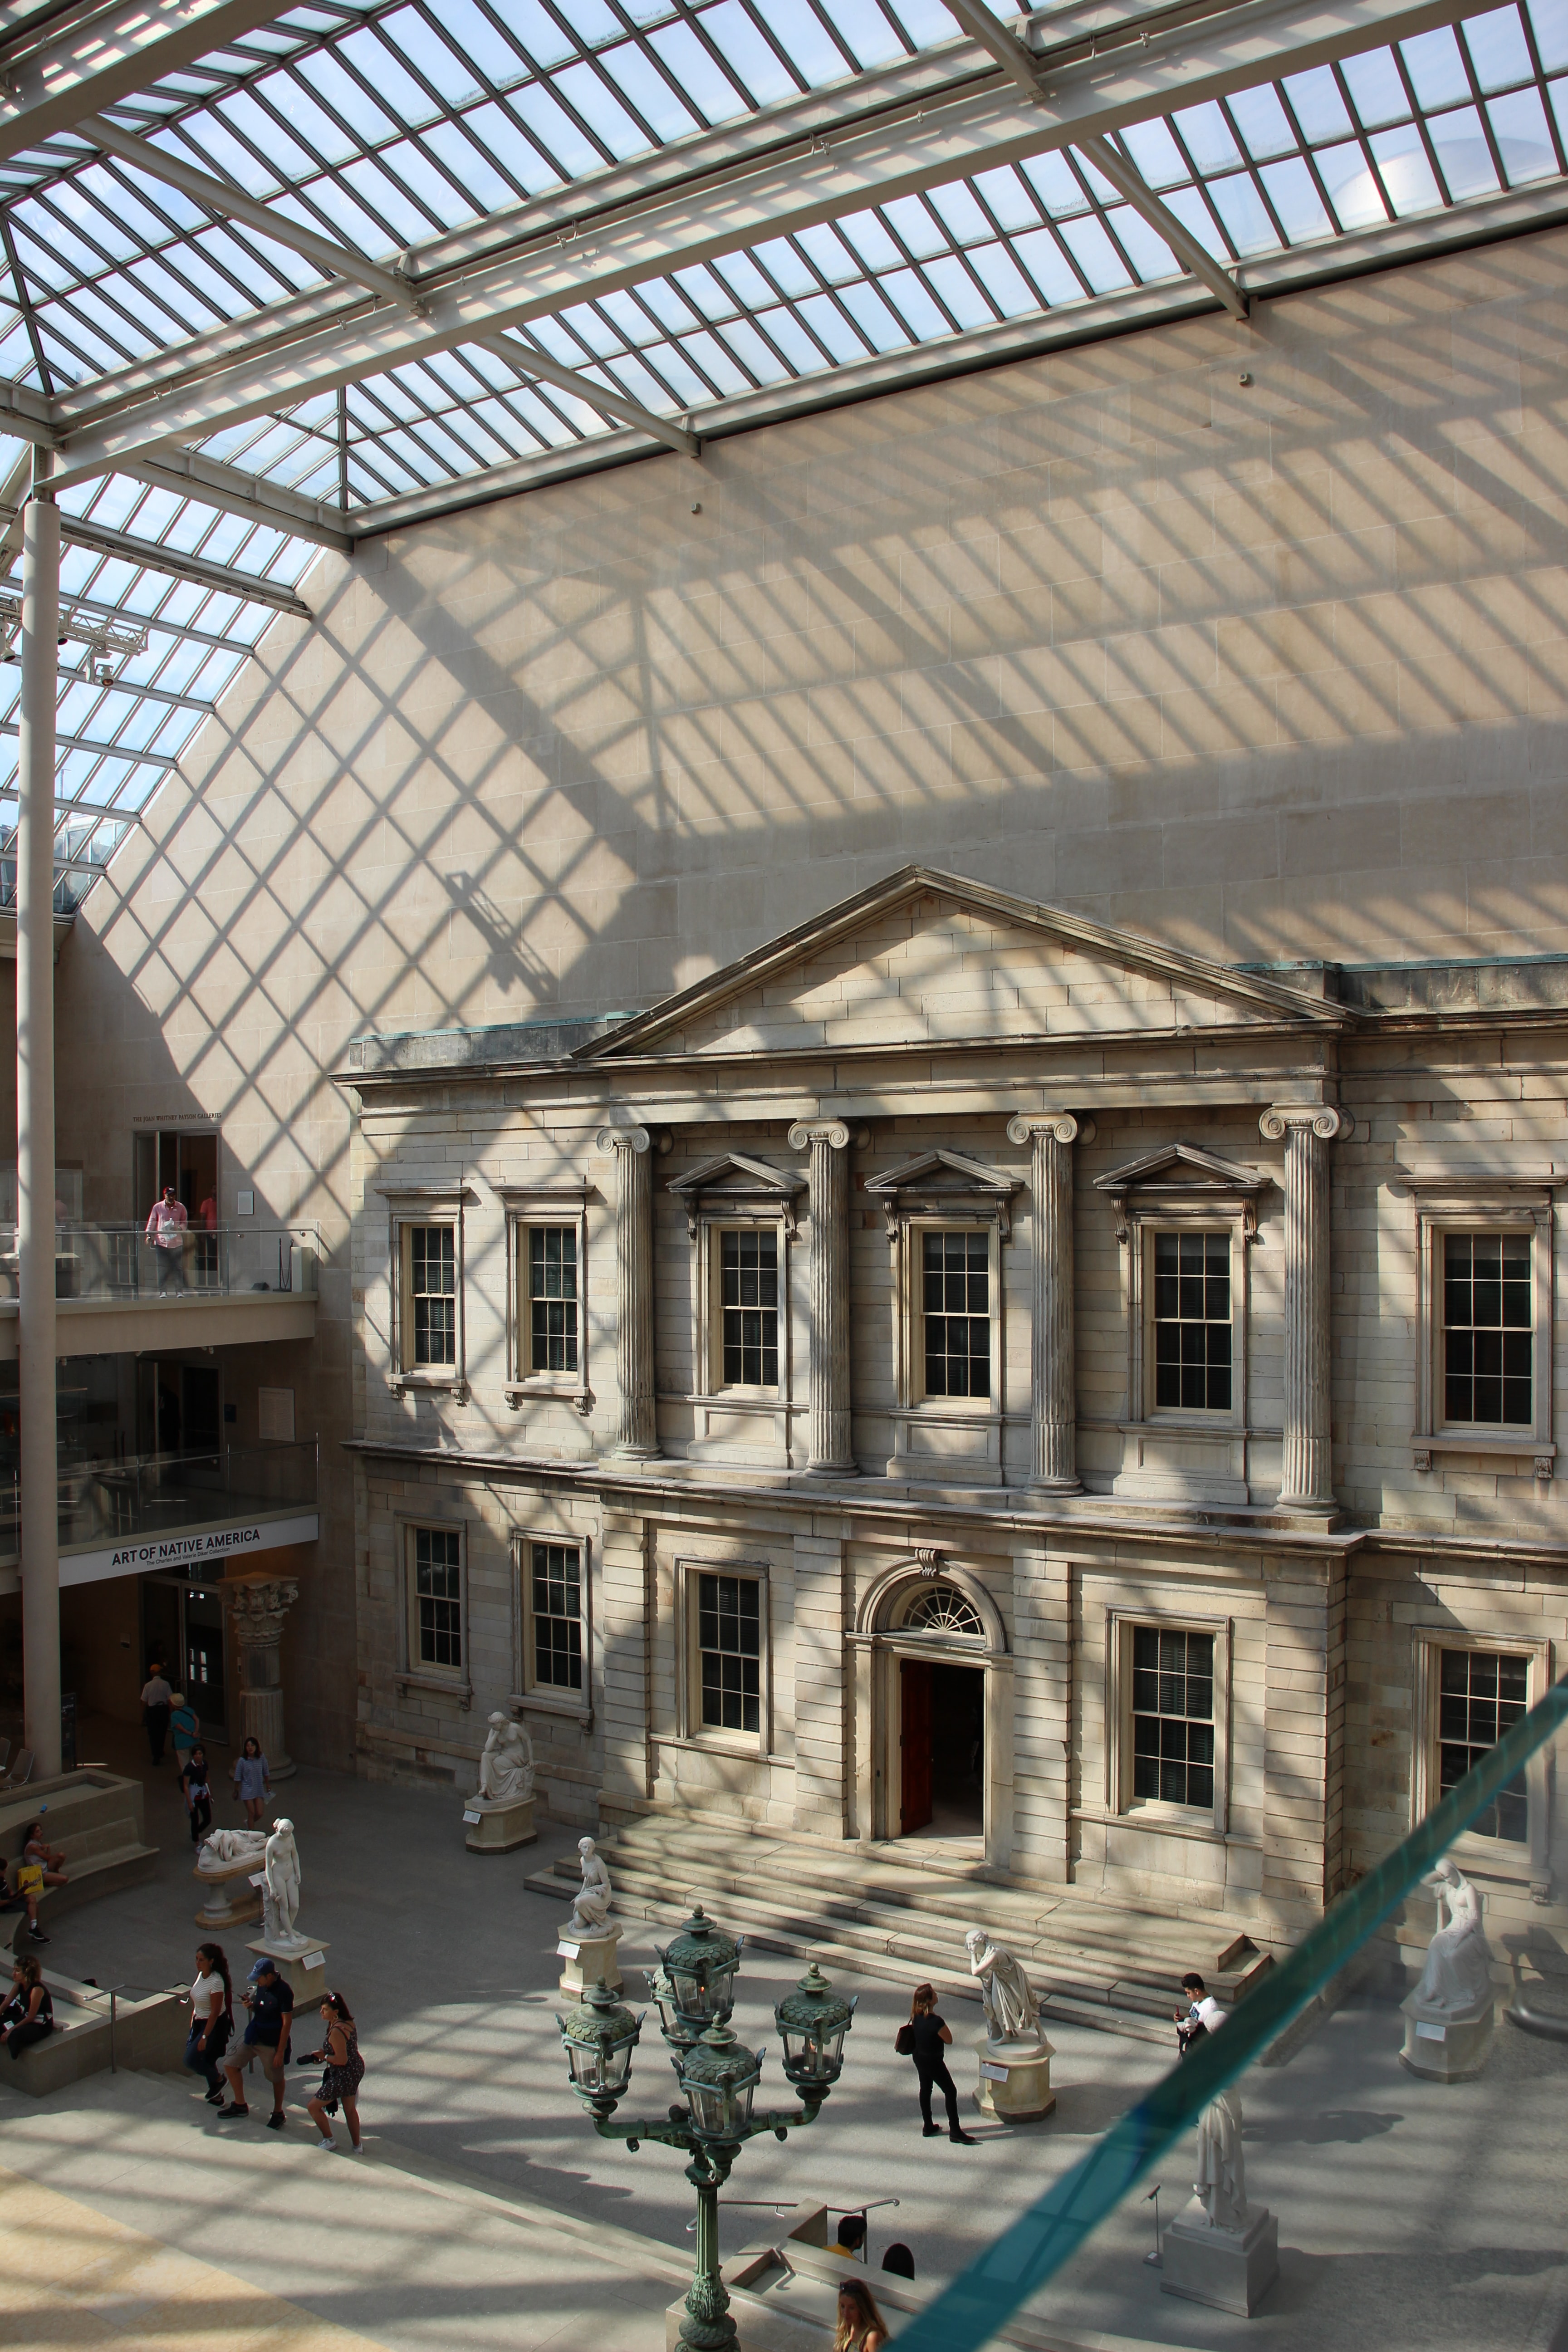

{"left": 643, "top": 1962, "right": 700, "bottom": 2067}
{"left": 774, "top": 1962, "right": 856, "bottom": 2100}
{"left": 557, "top": 1976, "right": 642, "bottom": 2121}
{"left": 653, "top": 1904, "right": 743, "bottom": 2035}
{"left": 679, "top": 2017, "right": 764, "bottom": 2143}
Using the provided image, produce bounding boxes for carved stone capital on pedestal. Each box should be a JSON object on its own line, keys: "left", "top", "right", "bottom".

{"left": 791, "top": 1116, "right": 856, "bottom": 1474}
{"left": 1009, "top": 1111, "right": 1090, "bottom": 1496}
{"left": 224, "top": 1573, "right": 301, "bottom": 1779}
{"left": 1259, "top": 1104, "right": 1349, "bottom": 1514}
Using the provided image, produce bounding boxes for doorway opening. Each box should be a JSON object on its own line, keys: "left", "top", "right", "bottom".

{"left": 898, "top": 1659, "right": 984, "bottom": 1842}
{"left": 140, "top": 1577, "right": 228, "bottom": 1744}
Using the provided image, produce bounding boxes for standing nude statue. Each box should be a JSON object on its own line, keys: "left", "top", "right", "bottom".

{"left": 261, "top": 1817, "right": 303, "bottom": 1946}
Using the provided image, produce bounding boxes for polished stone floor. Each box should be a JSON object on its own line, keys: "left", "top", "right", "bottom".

{"left": 3, "top": 1716, "right": 1565, "bottom": 2352}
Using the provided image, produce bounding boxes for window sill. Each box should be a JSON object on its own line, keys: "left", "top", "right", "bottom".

{"left": 891, "top": 1403, "right": 1002, "bottom": 1423}
{"left": 1075, "top": 1805, "right": 1246, "bottom": 1847}
{"left": 392, "top": 1374, "right": 469, "bottom": 1402}
{"left": 1413, "top": 1432, "right": 1553, "bottom": 1472}
{"left": 396, "top": 1671, "right": 472, "bottom": 1705}
{"left": 509, "top": 1688, "right": 593, "bottom": 1728}
{"left": 654, "top": 1730, "right": 780, "bottom": 1764}
{"left": 506, "top": 1380, "right": 590, "bottom": 1416}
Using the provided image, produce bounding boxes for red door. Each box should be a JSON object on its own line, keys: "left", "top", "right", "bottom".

{"left": 900, "top": 1658, "right": 934, "bottom": 1834}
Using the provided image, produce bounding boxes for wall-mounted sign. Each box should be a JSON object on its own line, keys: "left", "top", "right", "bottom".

{"left": 60, "top": 1511, "right": 319, "bottom": 1588}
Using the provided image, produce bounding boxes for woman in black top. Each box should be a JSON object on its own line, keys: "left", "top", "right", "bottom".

{"left": 897, "top": 1983, "right": 975, "bottom": 2144}
{"left": 0, "top": 1955, "right": 54, "bottom": 2059}
{"left": 180, "top": 1746, "right": 214, "bottom": 1846}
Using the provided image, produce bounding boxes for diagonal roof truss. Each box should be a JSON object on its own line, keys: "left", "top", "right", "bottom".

{"left": 0, "top": 0, "right": 1561, "bottom": 905}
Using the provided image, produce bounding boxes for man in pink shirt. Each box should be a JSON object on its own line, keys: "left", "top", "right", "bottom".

{"left": 145, "top": 1185, "right": 189, "bottom": 1289}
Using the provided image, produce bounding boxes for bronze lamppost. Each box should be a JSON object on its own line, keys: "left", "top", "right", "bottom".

{"left": 558, "top": 1905, "right": 854, "bottom": 2351}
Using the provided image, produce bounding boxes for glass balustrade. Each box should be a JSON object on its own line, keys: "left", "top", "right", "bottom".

{"left": 0, "top": 1439, "right": 317, "bottom": 1565}
{"left": 0, "top": 1225, "right": 318, "bottom": 1300}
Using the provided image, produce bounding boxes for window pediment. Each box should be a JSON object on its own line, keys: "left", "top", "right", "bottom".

{"left": 667, "top": 1152, "right": 804, "bottom": 1240}
{"left": 866, "top": 1149, "right": 1021, "bottom": 1240}
{"left": 1095, "top": 1143, "right": 1272, "bottom": 1243}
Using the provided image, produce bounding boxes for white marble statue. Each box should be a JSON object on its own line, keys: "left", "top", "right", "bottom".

{"left": 476, "top": 1711, "right": 534, "bottom": 1805}
{"left": 260, "top": 1817, "right": 304, "bottom": 1948}
{"left": 1194, "top": 2084, "right": 1248, "bottom": 2232}
{"left": 197, "top": 1827, "right": 269, "bottom": 1868}
{"left": 965, "top": 1927, "right": 1041, "bottom": 2044}
{"left": 1412, "top": 1858, "right": 1493, "bottom": 2013}
{"left": 564, "top": 1836, "right": 612, "bottom": 1940}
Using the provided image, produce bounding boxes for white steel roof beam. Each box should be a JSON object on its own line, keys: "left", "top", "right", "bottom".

{"left": 476, "top": 334, "right": 698, "bottom": 460}
{"left": 0, "top": 0, "right": 295, "bottom": 164}
{"left": 43, "top": 0, "right": 1477, "bottom": 485}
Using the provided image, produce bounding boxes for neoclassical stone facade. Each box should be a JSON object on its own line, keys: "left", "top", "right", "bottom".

{"left": 345, "top": 867, "right": 1568, "bottom": 1955}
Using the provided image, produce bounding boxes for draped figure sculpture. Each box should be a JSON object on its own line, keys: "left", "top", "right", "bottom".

{"left": 1412, "top": 1859, "right": 1492, "bottom": 2012}
{"left": 565, "top": 1837, "right": 612, "bottom": 1940}
{"left": 1195, "top": 2085, "right": 1249, "bottom": 2232}
{"left": 475, "top": 1712, "right": 534, "bottom": 1805}
{"left": 964, "top": 1927, "right": 1042, "bottom": 2044}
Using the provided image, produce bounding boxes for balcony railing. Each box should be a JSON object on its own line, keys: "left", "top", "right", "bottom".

{"left": 0, "top": 1225, "right": 319, "bottom": 1301}
{"left": 0, "top": 1440, "right": 318, "bottom": 1563}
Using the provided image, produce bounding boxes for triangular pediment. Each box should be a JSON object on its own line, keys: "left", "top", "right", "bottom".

{"left": 667, "top": 1152, "right": 802, "bottom": 1200}
{"left": 1094, "top": 1144, "right": 1271, "bottom": 1196}
{"left": 577, "top": 867, "right": 1348, "bottom": 1063}
{"left": 866, "top": 1150, "right": 1018, "bottom": 1198}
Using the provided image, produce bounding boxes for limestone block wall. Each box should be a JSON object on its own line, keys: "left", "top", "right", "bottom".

{"left": 49, "top": 223, "right": 1568, "bottom": 1764}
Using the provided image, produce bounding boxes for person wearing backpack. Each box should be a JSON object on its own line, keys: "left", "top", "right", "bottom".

{"left": 894, "top": 1982, "right": 975, "bottom": 2144}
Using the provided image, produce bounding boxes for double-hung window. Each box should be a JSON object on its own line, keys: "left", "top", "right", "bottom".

{"left": 404, "top": 1225, "right": 456, "bottom": 1370}
{"left": 1131, "top": 1626, "right": 1215, "bottom": 1809}
{"left": 1438, "top": 1647, "right": 1529, "bottom": 1842}
{"left": 1152, "top": 1231, "right": 1231, "bottom": 1412}
{"left": 530, "top": 1540, "right": 584, "bottom": 1693}
{"left": 697, "top": 1572, "right": 761, "bottom": 1734}
{"left": 719, "top": 1229, "right": 778, "bottom": 1388}
{"left": 408, "top": 1524, "right": 463, "bottom": 1678}
{"left": 1443, "top": 1234, "right": 1531, "bottom": 1428}
{"left": 528, "top": 1227, "right": 580, "bottom": 1375}
{"left": 922, "top": 1230, "right": 990, "bottom": 1399}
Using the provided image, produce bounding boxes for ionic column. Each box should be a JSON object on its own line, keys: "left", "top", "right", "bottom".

{"left": 225, "top": 1574, "right": 300, "bottom": 1779}
{"left": 596, "top": 1125, "right": 659, "bottom": 1458}
{"left": 789, "top": 1119, "right": 856, "bottom": 1475}
{"left": 1008, "top": 1113, "right": 1091, "bottom": 1494}
{"left": 1259, "top": 1106, "right": 1351, "bottom": 1514}
{"left": 18, "top": 461, "right": 60, "bottom": 1776}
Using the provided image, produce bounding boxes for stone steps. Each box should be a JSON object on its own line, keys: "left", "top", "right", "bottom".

{"left": 525, "top": 1815, "right": 1274, "bottom": 2047}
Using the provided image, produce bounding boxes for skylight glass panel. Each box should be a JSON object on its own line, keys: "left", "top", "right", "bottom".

{"left": 1466, "top": 4, "right": 1534, "bottom": 90}
{"left": 699, "top": 3, "right": 800, "bottom": 104}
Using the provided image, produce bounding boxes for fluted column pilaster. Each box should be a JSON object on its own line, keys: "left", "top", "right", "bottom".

{"left": 1260, "top": 1106, "right": 1351, "bottom": 1513}
{"left": 789, "top": 1119, "right": 856, "bottom": 1475}
{"left": 596, "top": 1125, "right": 659, "bottom": 1458}
{"left": 1008, "top": 1113, "right": 1091, "bottom": 1493}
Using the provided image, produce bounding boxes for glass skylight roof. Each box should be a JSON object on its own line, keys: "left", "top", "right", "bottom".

{"left": 0, "top": 0, "right": 1560, "bottom": 904}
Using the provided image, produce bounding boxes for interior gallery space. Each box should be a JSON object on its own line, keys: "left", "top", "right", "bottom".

{"left": 3, "top": 0, "right": 1568, "bottom": 2343}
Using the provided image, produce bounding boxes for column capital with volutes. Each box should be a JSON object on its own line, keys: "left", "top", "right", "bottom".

{"left": 1259, "top": 1106, "right": 1352, "bottom": 1143}
{"left": 789, "top": 1118, "right": 851, "bottom": 1152}
{"left": 595, "top": 1123, "right": 651, "bottom": 1156}
{"left": 1007, "top": 1113, "right": 1096, "bottom": 1147}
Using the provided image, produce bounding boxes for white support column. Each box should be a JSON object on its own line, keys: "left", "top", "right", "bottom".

{"left": 596, "top": 1125, "right": 659, "bottom": 1459}
{"left": 1009, "top": 1113, "right": 1092, "bottom": 1494}
{"left": 789, "top": 1119, "right": 856, "bottom": 1475}
{"left": 18, "top": 461, "right": 59, "bottom": 1778}
{"left": 1259, "top": 1106, "right": 1351, "bottom": 1515}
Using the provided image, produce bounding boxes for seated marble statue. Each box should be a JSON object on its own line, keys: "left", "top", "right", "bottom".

{"left": 964, "top": 1927, "right": 1041, "bottom": 2043}
{"left": 565, "top": 1837, "right": 612, "bottom": 1940}
{"left": 476, "top": 1711, "right": 534, "bottom": 1805}
{"left": 1412, "top": 1858, "right": 1493, "bottom": 2013}
{"left": 197, "top": 1826, "right": 270, "bottom": 1869}
{"left": 1195, "top": 2085, "right": 1248, "bottom": 2232}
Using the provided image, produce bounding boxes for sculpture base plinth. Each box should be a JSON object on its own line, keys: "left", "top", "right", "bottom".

{"left": 970, "top": 2029, "right": 1055, "bottom": 2121}
{"left": 193, "top": 1853, "right": 265, "bottom": 1929}
{"left": 464, "top": 1794, "right": 537, "bottom": 1852}
{"left": 1161, "top": 2201, "right": 1279, "bottom": 2316}
{"left": 247, "top": 1936, "right": 329, "bottom": 2008}
{"left": 557, "top": 1925, "right": 622, "bottom": 1996}
{"left": 1399, "top": 1986, "right": 1495, "bottom": 2081}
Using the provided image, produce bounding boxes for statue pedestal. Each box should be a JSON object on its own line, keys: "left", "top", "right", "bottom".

{"left": 1400, "top": 1985, "right": 1495, "bottom": 2081}
{"left": 463, "top": 1793, "right": 537, "bottom": 1853}
{"left": 247, "top": 1935, "right": 329, "bottom": 2009}
{"left": 1161, "top": 2200, "right": 1279, "bottom": 2316}
{"left": 970, "top": 2029, "right": 1055, "bottom": 2121}
{"left": 193, "top": 1851, "right": 265, "bottom": 1929}
{"left": 557, "top": 1924, "right": 622, "bottom": 1997}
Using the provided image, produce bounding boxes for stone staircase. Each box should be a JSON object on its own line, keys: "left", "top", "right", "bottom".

{"left": 525, "top": 1813, "right": 1275, "bottom": 2044}
{"left": 0, "top": 1769, "right": 158, "bottom": 1949}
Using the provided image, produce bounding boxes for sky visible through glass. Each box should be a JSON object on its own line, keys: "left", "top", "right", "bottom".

{"left": 0, "top": 0, "right": 1562, "bottom": 903}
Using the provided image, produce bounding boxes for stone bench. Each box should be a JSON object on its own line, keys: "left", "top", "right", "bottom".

{"left": 2, "top": 1970, "right": 186, "bottom": 2097}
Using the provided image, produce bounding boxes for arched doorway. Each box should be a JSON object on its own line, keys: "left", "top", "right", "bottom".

{"left": 853, "top": 1563, "right": 1009, "bottom": 1857}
